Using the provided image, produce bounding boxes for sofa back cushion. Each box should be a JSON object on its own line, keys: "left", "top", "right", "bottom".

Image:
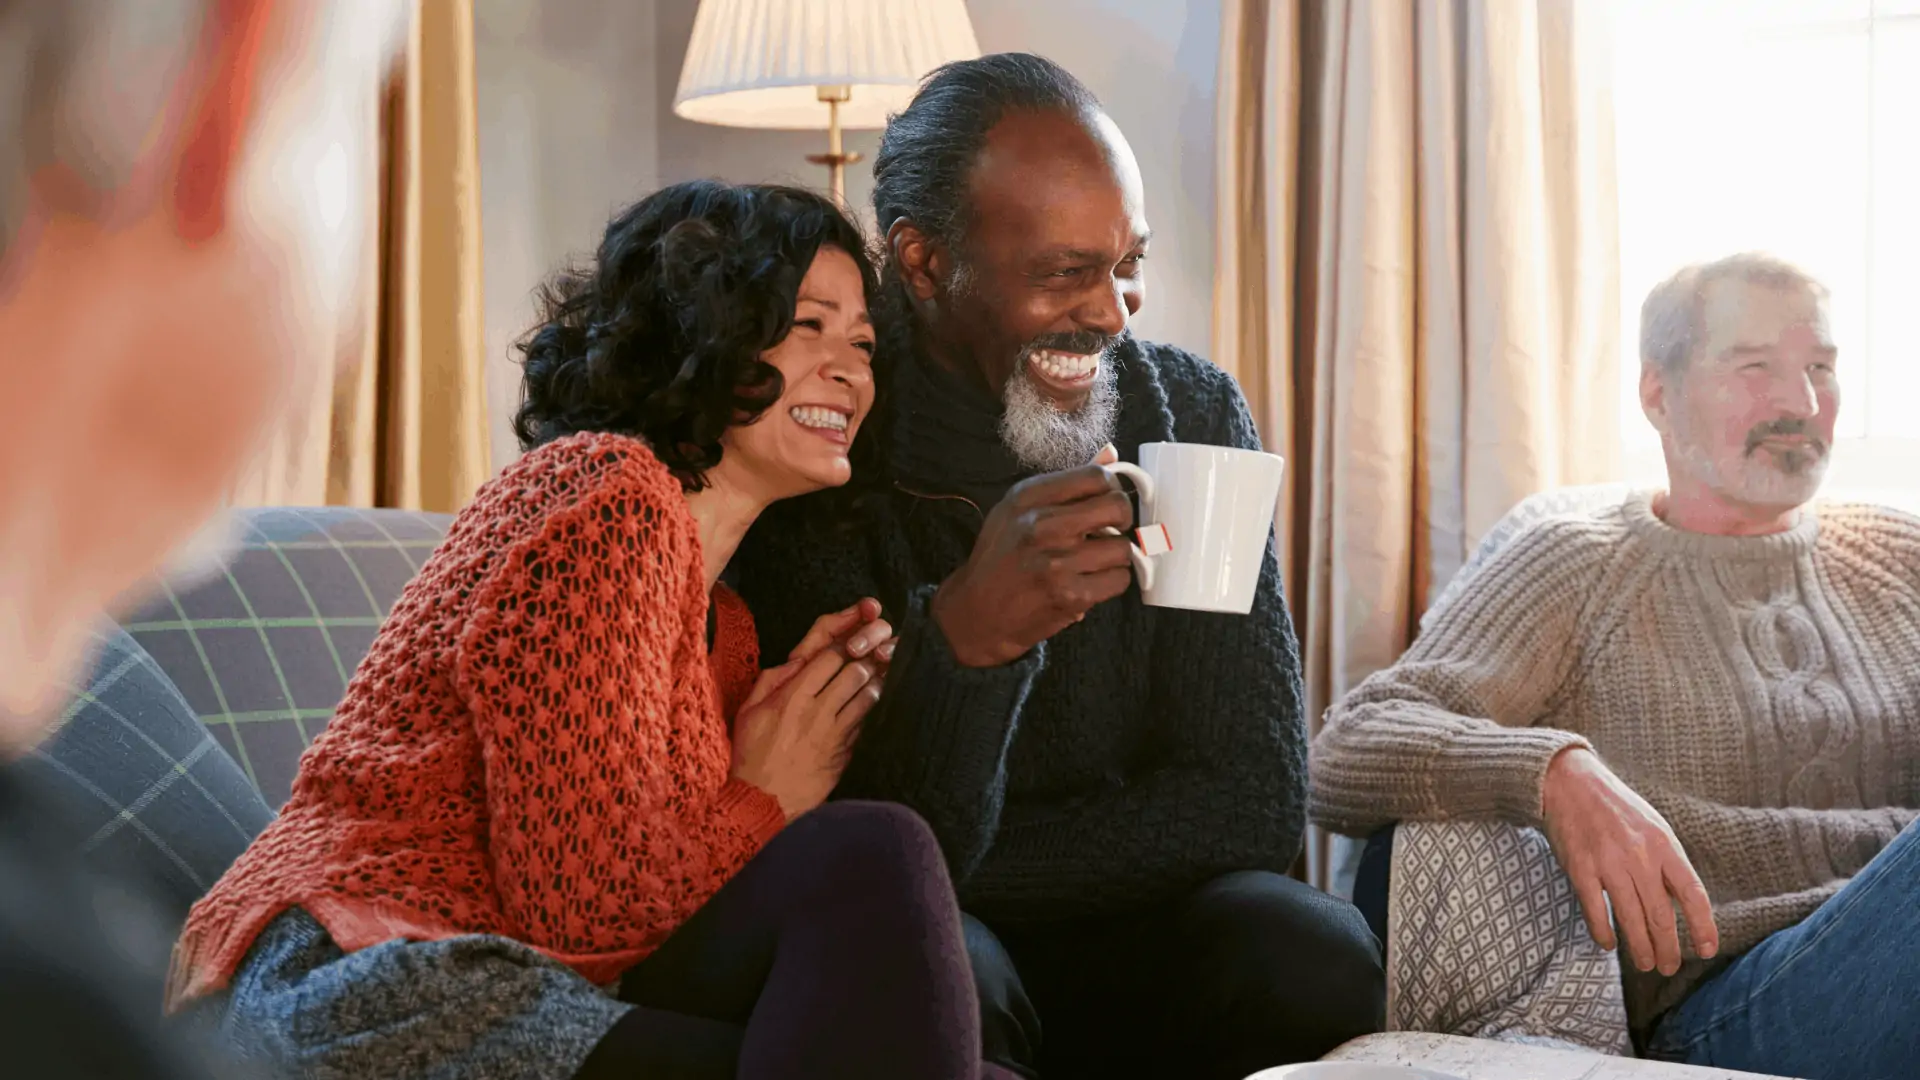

{"left": 18, "top": 626, "right": 273, "bottom": 932}
{"left": 117, "top": 507, "right": 453, "bottom": 808}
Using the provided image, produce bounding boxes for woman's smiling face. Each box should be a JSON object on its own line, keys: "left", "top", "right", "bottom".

{"left": 719, "top": 245, "right": 877, "bottom": 501}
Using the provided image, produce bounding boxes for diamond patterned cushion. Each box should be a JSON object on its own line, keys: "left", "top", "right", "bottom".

{"left": 1387, "top": 820, "right": 1630, "bottom": 1053}
{"left": 118, "top": 507, "right": 453, "bottom": 809}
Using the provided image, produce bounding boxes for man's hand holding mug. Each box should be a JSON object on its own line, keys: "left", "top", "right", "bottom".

{"left": 930, "top": 446, "right": 1135, "bottom": 668}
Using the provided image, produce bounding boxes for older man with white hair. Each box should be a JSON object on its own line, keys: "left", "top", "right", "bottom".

{"left": 1313, "top": 252, "right": 1920, "bottom": 1080}
{"left": 0, "top": 1, "right": 402, "bottom": 1076}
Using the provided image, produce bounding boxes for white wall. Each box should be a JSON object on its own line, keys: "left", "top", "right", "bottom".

{"left": 966, "top": 0, "right": 1221, "bottom": 359}
{"left": 474, "top": 0, "right": 662, "bottom": 473}
{"left": 477, "top": 0, "right": 1221, "bottom": 472}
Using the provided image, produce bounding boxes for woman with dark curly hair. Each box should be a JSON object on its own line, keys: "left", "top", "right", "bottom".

{"left": 164, "top": 181, "right": 998, "bottom": 1080}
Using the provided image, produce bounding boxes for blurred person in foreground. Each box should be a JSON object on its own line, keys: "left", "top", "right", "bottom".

{"left": 0, "top": 0, "right": 404, "bottom": 1076}
{"left": 1314, "top": 254, "right": 1920, "bottom": 1079}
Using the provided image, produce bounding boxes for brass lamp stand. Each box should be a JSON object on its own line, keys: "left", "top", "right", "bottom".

{"left": 805, "top": 85, "right": 860, "bottom": 203}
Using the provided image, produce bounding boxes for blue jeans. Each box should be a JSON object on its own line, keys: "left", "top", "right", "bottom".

{"left": 1646, "top": 816, "right": 1920, "bottom": 1078}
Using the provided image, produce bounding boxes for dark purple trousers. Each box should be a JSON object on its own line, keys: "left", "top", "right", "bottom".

{"left": 575, "top": 801, "right": 1012, "bottom": 1080}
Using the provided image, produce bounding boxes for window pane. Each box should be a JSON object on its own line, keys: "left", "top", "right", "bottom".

{"left": 1614, "top": 9, "right": 1873, "bottom": 445}
{"left": 1869, "top": 22, "right": 1920, "bottom": 438}
{"left": 1875, "top": 0, "right": 1920, "bottom": 16}
{"left": 1616, "top": 0, "right": 1871, "bottom": 30}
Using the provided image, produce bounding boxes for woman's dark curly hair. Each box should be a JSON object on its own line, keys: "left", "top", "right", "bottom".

{"left": 513, "top": 179, "right": 887, "bottom": 492}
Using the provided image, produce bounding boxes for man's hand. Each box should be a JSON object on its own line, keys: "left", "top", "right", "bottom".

{"left": 930, "top": 457, "right": 1137, "bottom": 668}
{"left": 1542, "top": 747, "right": 1720, "bottom": 975}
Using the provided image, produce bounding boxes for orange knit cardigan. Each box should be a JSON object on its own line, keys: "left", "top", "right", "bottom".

{"left": 166, "top": 433, "right": 786, "bottom": 1009}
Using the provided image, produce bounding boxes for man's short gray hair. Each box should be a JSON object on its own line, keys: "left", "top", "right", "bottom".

{"left": 0, "top": 0, "right": 209, "bottom": 264}
{"left": 1639, "top": 252, "right": 1829, "bottom": 373}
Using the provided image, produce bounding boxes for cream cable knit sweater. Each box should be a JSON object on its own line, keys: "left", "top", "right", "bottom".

{"left": 1311, "top": 490, "right": 1920, "bottom": 1028}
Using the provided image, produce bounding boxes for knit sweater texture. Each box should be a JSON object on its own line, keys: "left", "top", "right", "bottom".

{"left": 733, "top": 336, "right": 1310, "bottom": 923}
{"left": 166, "top": 433, "right": 784, "bottom": 1009}
{"left": 1311, "top": 490, "right": 1920, "bottom": 1028}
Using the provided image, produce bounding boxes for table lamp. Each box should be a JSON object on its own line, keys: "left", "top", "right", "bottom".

{"left": 673, "top": 0, "right": 982, "bottom": 202}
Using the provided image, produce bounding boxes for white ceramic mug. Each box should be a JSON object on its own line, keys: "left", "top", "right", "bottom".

{"left": 1101, "top": 442, "right": 1286, "bottom": 614}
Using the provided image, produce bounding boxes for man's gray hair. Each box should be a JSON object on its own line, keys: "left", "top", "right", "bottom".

{"left": 0, "top": 0, "right": 209, "bottom": 264}
{"left": 1639, "top": 252, "right": 1829, "bottom": 373}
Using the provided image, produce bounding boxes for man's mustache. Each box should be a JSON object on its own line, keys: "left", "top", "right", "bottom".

{"left": 1020, "top": 331, "right": 1119, "bottom": 358}
{"left": 1745, "top": 418, "right": 1827, "bottom": 456}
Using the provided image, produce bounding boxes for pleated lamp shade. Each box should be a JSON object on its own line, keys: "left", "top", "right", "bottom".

{"left": 673, "top": 0, "right": 982, "bottom": 131}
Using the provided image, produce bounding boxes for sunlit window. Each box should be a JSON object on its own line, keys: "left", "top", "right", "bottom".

{"left": 1612, "top": 0, "right": 1920, "bottom": 511}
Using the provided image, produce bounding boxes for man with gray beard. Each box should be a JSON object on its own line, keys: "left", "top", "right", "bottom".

{"left": 734, "top": 53, "right": 1383, "bottom": 1080}
{"left": 1315, "top": 253, "right": 1920, "bottom": 1079}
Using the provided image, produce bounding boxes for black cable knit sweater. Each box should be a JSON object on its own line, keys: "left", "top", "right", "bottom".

{"left": 733, "top": 335, "right": 1309, "bottom": 923}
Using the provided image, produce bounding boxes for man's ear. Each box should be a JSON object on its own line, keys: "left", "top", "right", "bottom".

{"left": 1639, "top": 361, "right": 1672, "bottom": 434}
{"left": 172, "top": 0, "right": 277, "bottom": 243}
{"left": 886, "top": 217, "right": 945, "bottom": 302}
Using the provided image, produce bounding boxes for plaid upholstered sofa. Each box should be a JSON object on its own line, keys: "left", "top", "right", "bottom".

{"left": 18, "top": 507, "right": 452, "bottom": 934}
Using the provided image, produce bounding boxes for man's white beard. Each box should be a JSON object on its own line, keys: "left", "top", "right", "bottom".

{"left": 998, "top": 358, "right": 1120, "bottom": 472}
{"left": 1672, "top": 422, "right": 1830, "bottom": 510}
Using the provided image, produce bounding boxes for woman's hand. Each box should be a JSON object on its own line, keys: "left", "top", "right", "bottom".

{"left": 732, "top": 600, "right": 893, "bottom": 818}
{"left": 743, "top": 598, "right": 895, "bottom": 711}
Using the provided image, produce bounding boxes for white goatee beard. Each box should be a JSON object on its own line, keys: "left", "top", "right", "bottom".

{"left": 1669, "top": 409, "right": 1830, "bottom": 511}
{"left": 998, "top": 358, "right": 1120, "bottom": 472}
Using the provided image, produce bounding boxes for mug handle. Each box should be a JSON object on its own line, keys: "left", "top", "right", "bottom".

{"left": 1099, "top": 461, "right": 1158, "bottom": 592}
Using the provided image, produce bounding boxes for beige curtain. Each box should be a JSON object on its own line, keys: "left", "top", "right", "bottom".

{"left": 1214, "top": 0, "right": 1621, "bottom": 890}
{"left": 238, "top": 0, "right": 490, "bottom": 512}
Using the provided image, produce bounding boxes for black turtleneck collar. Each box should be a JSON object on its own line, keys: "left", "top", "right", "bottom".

{"left": 890, "top": 347, "right": 1031, "bottom": 509}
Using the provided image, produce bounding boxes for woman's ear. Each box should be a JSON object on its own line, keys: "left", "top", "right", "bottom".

{"left": 171, "top": 0, "right": 276, "bottom": 243}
